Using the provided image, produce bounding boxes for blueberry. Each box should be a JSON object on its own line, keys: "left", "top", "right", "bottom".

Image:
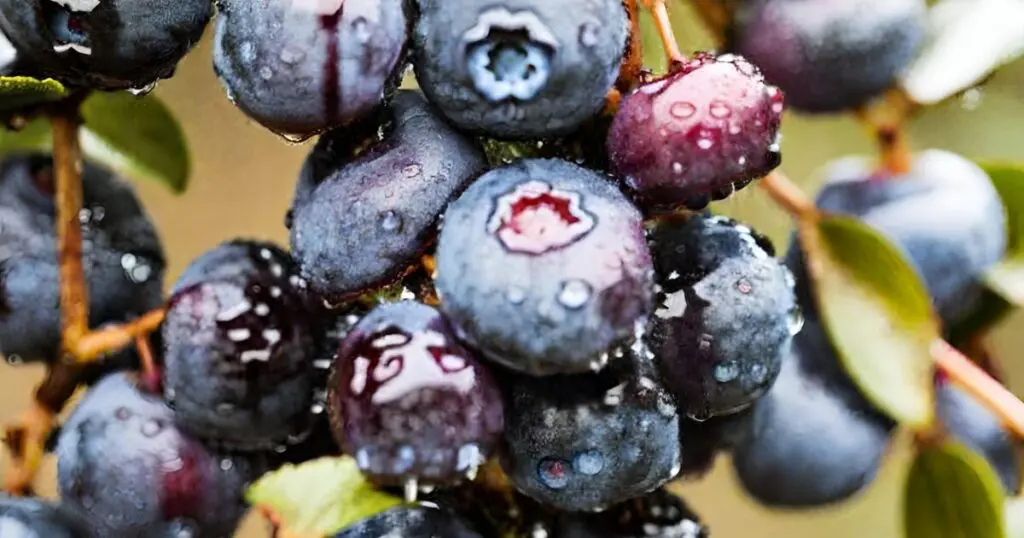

{"left": 731, "top": 315, "right": 894, "bottom": 507}
{"left": 787, "top": 149, "right": 1007, "bottom": 328}
{"left": 607, "top": 54, "right": 784, "bottom": 211}
{"left": 937, "top": 380, "right": 1021, "bottom": 494}
{"left": 555, "top": 488, "right": 708, "bottom": 538}
{"left": 289, "top": 90, "right": 488, "bottom": 302}
{"left": 436, "top": 158, "right": 654, "bottom": 376}
{"left": 0, "top": 0, "right": 211, "bottom": 90}
{"left": 0, "top": 495, "right": 91, "bottom": 538}
{"left": 412, "top": 0, "right": 629, "bottom": 139}
{"left": 647, "top": 214, "right": 798, "bottom": 420}
{"left": 501, "top": 346, "right": 681, "bottom": 511}
{"left": 327, "top": 301, "right": 504, "bottom": 486}
{"left": 730, "top": 0, "right": 926, "bottom": 113}
{"left": 0, "top": 152, "right": 165, "bottom": 363}
{"left": 56, "top": 373, "right": 265, "bottom": 538}
{"left": 213, "top": 0, "right": 411, "bottom": 137}
{"left": 332, "top": 505, "right": 484, "bottom": 538}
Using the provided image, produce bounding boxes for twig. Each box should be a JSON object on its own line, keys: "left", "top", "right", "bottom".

{"left": 757, "top": 170, "right": 817, "bottom": 219}
{"left": 616, "top": 0, "right": 646, "bottom": 93}
{"left": 74, "top": 307, "right": 166, "bottom": 363}
{"left": 135, "top": 333, "right": 161, "bottom": 395}
{"left": 854, "top": 90, "right": 917, "bottom": 176}
{"left": 641, "top": 0, "right": 686, "bottom": 70}
{"left": 51, "top": 109, "right": 88, "bottom": 348}
{"left": 932, "top": 339, "right": 1024, "bottom": 439}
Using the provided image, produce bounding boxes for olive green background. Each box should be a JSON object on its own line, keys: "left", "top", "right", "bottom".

{"left": 2, "top": 6, "right": 1024, "bottom": 537}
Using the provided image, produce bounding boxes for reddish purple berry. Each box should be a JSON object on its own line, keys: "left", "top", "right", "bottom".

{"left": 607, "top": 53, "right": 784, "bottom": 211}
{"left": 327, "top": 301, "right": 504, "bottom": 487}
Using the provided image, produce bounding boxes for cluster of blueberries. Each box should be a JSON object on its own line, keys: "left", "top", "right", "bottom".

{"left": 0, "top": 0, "right": 1017, "bottom": 537}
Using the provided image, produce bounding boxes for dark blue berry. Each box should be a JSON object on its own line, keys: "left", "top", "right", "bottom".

{"left": 333, "top": 505, "right": 484, "bottom": 538}
{"left": 412, "top": 0, "right": 630, "bottom": 139}
{"left": 0, "top": 495, "right": 91, "bottom": 538}
{"left": 435, "top": 158, "right": 654, "bottom": 376}
{"left": 730, "top": 0, "right": 926, "bottom": 113}
{"left": 607, "top": 54, "right": 783, "bottom": 211}
{"left": 56, "top": 373, "right": 265, "bottom": 538}
{"left": 501, "top": 346, "right": 681, "bottom": 511}
{"left": 289, "top": 90, "right": 488, "bottom": 303}
{"left": 213, "top": 0, "right": 411, "bottom": 138}
{"left": 0, "top": 152, "right": 165, "bottom": 363}
{"left": 327, "top": 301, "right": 504, "bottom": 486}
{"left": 0, "top": 0, "right": 211, "bottom": 90}
{"left": 162, "top": 240, "right": 321, "bottom": 451}
{"left": 555, "top": 488, "right": 708, "bottom": 538}
{"left": 647, "top": 214, "right": 799, "bottom": 420}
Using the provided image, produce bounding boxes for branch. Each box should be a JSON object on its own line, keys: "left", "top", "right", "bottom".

{"left": 74, "top": 307, "right": 166, "bottom": 362}
{"left": 757, "top": 170, "right": 817, "bottom": 219}
{"left": 854, "top": 91, "right": 917, "bottom": 176}
{"left": 51, "top": 109, "right": 89, "bottom": 348}
{"left": 932, "top": 339, "right": 1024, "bottom": 440}
{"left": 641, "top": 0, "right": 686, "bottom": 70}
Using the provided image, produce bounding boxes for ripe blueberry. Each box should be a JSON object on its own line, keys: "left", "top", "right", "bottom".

{"left": 0, "top": 0, "right": 211, "bottom": 90}
{"left": 56, "top": 373, "right": 265, "bottom": 538}
{"left": 555, "top": 488, "right": 708, "bottom": 538}
{"left": 213, "top": 0, "right": 411, "bottom": 138}
{"left": 0, "top": 495, "right": 91, "bottom": 538}
{"left": 607, "top": 54, "right": 783, "bottom": 211}
{"left": 0, "top": 152, "right": 165, "bottom": 363}
{"left": 501, "top": 346, "right": 681, "bottom": 512}
{"left": 327, "top": 301, "right": 504, "bottom": 486}
{"left": 333, "top": 505, "right": 484, "bottom": 538}
{"left": 730, "top": 0, "right": 926, "bottom": 113}
{"left": 435, "top": 158, "right": 654, "bottom": 376}
{"left": 412, "top": 0, "right": 630, "bottom": 139}
{"left": 647, "top": 214, "right": 799, "bottom": 420}
{"left": 289, "top": 90, "right": 488, "bottom": 303}
{"left": 937, "top": 380, "right": 1021, "bottom": 494}
{"left": 162, "top": 240, "right": 321, "bottom": 451}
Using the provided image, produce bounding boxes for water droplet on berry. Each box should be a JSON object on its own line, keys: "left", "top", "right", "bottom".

{"left": 128, "top": 82, "right": 158, "bottom": 97}
{"left": 5, "top": 354, "right": 23, "bottom": 365}
{"left": 696, "top": 138, "right": 714, "bottom": 150}
{"left": 672, "top": 162, "right": 684, "bottom": 175}
{"left": 670, "top": 102, "right": 696, "bottom": 119}
{"left": 537, "top": 458, "right": 569, "bottom": 489}
{"left": 507, "top": 286, "right": 527, "bottom": 304}
{"left": 239, "top": 41, "right": 257, "bottom": 65}
{"left": 787, "top": 305, "right": 805, "bottom": 336}
{"left": 709, "top": 101, "right": 731, "bottom": 118}
{"left": 750, "top": 363, "right": 767, "bottom": 383}
{"left": 259, "top": 66, "right": 274, "bottom": 80}
{"left": 456, "top": 443, "right": 482, "bottom": 472}
{"left": 961, "top": 88, "right": 984, "bottom": 110}
{"left": 379, "top": 210, "right": 403, "bottom": 232}
{"left": 557, "top": 280, "right": 592, "bottom": 309}
{"left": 578, "top": 23, "right": 599, "bottom": 47}
{"left": 279, "top": 46, "right": 306, "bottom": 65}
{"left": 402, "top": 164, "right": 422, "bottom": 178}
{"left": 219, "top": 459, "right": 234, "bottom": 471}
{"left": 216, "top": 403, "right": 236, "bottom": 415}
{"left": 115, "top": 406, "right": 131, "bottom": 420}
{"left": 404, "top": 478, "right": 419, "bottom": 502}
{"left": 140, "top": 419, "right": 163, "bottom": 437}
{"left": 735, "top": 279, "right": 752, "bottom": 294}
{"left": 713, "top": 361, "right": 740, "bottom": 383}
{"left": 573, "top": 450, "right": 604, "bottom": 475}
{"left": 352, "top": 17, "right": 372, "bottom": 43}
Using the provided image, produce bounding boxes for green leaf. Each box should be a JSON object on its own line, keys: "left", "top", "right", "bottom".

{"left": 1006, "top": 497, "right": 1024, "bottom": 538}
{"left": 0, "top": 76, "right": 67, "bottom": 113}
{"left": 799, "top": 215, "right": 938, "bottom": 429}
{"left": 904, "top": 442, "right": 1006, "bottom": 538}
{"left": 246, "top": 456, "right": 402, "bottom": 537}
{"left": 900, "top": 0, "right": 1024, "bottom": 105}
{"left": 80, "top": 91, "right": 190, "bottom": 193}
{"left": 0, "top": 117, "right": 53, "bottom": 153}
{"left": 978, "top": 162, "right": 1024, "bottom": 303}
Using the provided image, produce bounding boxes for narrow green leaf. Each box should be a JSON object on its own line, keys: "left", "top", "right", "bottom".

{"left": 978, "top": 162, "right": 1024, "bottom": 303}
{"left": 800, "top": 215, "right": 938, "bottom": 429}
{"left": 80, "top": 91, "right": 190, "bottom": 193}
{"left": 0, "top": 76, "right": 67, "bottom": 113}
{"left": 900, "top": 0, "right": 1024, "bottom": 105}
{"left": 246, "top": 456, "right": 402, "bottom": 537}
{"left": 904, "top": 442, "right": 1006, "bottom": 538}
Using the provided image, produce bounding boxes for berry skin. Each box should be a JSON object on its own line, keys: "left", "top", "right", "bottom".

{"left": 0, "top": 152, "right": 165, "bottom": 363}
{"left": 56, "top": 373, "right": 265, "bottom": 538}
{"left": 500, "top": 346, "right": 681, "bottom": 512}
{"left": 937, "top": 380, "right": 1021, "bottom": 495}
{"left": 327, "top": 301, "right": 504, "bottom": 486}
{"left": 412, "top": 0, "right": 630, "bottom": 139}
{"left": 289, "top": 90, "right": 488, "bottom": 302}
{"left": 0, "top": 0, "right": 211, "bottom": 90}
{"left": 0, "top": 495, "right": 91, "bottom": 538}
{"left": 647, "top": 214, "right": 798, "bottom": 420}
{"left": 213, "top": 0, "right": 411, "bottom": 137}
{"left": 162, "top": 240, "right": 321, "bottom": 451}
{"left": 788, "top": 149, "right": 1007, "bottom": 328}
{"left": 555, "top": 488, "right": 708, "bottom": 538}
{"left": 607, "top": 54, "right": 784, "bottom": 211}
{"left": 730, "top": 0, "right": 926, "bottom": 113}
{"left": 435, "top": 158, "right": 654, "bottom": 376}
{"left": 333, "top": 505, "right": 484, "bottom": 538}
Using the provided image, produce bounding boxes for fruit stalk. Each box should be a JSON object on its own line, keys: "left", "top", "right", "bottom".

{"left": 51, "top": 108, "right": 89, "bottom": 348}
{"left": 641, "top": 0, "right": 686, "bottom": 69}
{"left": 932, "top": 339, "right": 1024, "bottom": 439}
{"left": 855, "top": 93, "right": 917, "bottom": 176}
{"left": 758, "top": 171, "right": 817, "bottom": 219}
{"left": 75, "top": 307, "right": 166, "bottom": 362}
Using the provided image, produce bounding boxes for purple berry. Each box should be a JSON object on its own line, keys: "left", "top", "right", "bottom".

{"left": 607, "top": 54, "right": 783, "bottom": 211}
{"left": 327, "top": 301, "right": 504, "bottom": 486}
{"left": 0, "top": 495, "right": 91, "bottom": 538}
{"left": 555, "top": 488, "right": 708, "bottom": 538}
{"left": 333, "top": 505, "right": 484, "bottom": 538}
{"left": 435, "top": 158, "right": 654, "bottom": 376}
{"left": 162, "top": 240, "right": 321, "bottom": 451}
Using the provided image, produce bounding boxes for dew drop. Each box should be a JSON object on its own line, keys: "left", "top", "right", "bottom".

{"left": 220, "top": 459, "right": 234, "bottom": 471}
{"left": 352, "top": 17, "right": 372, "bottom": 43}
{"left": 259, "top": 66, "right": 274, "bottom": 80}
{"left": 216, "top": 403, "right": 236, "bottom": 415}
{"left": 404, "top": 478, "right": 419, "bottom": 502}
{"left": 5, "top": 354, "right": 23, "bottom": 365}
{"left": 402, "top": 163, "right": 422, "bottom": 177}
{"left": 573, "top": 450, "right": 604, "bottom": 475}
{"left": 672, "top": 162, "right": 683, "bottom": 175}
{"left": 961, "top": 87, "right": 984, "bottom": 111}
{"left": 788, "top": 305, "right": 804, "bottom": 336}
{"left": 557, "top": 280, "right": 592, "bottom": 310}
{"left": 696, "top": 138, "right": 714, "bottom": 150}
{"left": 379, "top": 210, "right": 403, "bottom": 232}
{"left": 140, "top": 419, "right": 162, "bottom": 437}
{"left": 709, "top": 101, "right": 731, "bottom": 118}
{"left": 669, "top": 102, "right": 696, "bottom": 119}
{"left": 507, "top": 286, "right": 526, "bottom": 304}
{"left": 537, "top": 458, "right": 569, "bottom": 489}
{"left": 713, "top": 361, "right": 740, "bottom": 383}
{"left": 735, "top": 278, "right": 752, "bottom": 294}
{"left": 578, "top": 23, "right": 599, "bottom": 47}
{"left": 750, "top": 363, "right": 767, "bottom": 383}
{"left": 239, "top": 41, "right": 257, "bottom": 65}
{"left": 279, "top": 46, "right": 306, "bottom": 65}
{"left": 114, "top": 406, "right": 131, "bottom": 421}
{"left": 128, "top": 82, "right": 157, "bottom": 97}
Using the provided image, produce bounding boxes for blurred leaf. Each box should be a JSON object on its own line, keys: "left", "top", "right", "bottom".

{"left": 0, "top": 117, "right": 52, "bottom": 153}
{"left": 80, "top": 91, "right": 190, "bottom": 193}
{"left": 1006, "top": 497, "right": 1024, "bottom": 537}
{"left": 905, "top": 442, "right": 1006, "bottom": 538}
{"left": 799, "top": 214, "right": 938, "bottom": 429}
{"left": 0, "top": 76, "right": 67, "bottom": 113}
{"left": 978, "top": 162, "right": 1024, "bottom": 303}
{"left": 900, "top": 0, "right": 1024, "bottom": 105}
{"left": 946, "top": 286, "right": 1013, "bottom": 349}
{"left": 246, "top": 456, "right": 401, "bottom": 537}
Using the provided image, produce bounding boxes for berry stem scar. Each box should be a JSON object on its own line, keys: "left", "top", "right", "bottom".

{"left": 641, "top": 0, "right": 686, "bottom": 70}
{"left": 932, "top": 339, "right": 1024, "bottom": 440}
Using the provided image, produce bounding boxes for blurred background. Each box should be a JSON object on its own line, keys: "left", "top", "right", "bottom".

{"left": 2, "top": 4, "right": 1024, "bottom": 537}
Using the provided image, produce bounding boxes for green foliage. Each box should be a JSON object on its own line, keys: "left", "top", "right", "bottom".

{"left": 978, "top": 163, "right": 1024, "bottom": 304}
{"left": 0, "top": 76, "right": 67, "bottom": 113}
{"left": 904, "top": 441, "right": 1006, "bottom": 538}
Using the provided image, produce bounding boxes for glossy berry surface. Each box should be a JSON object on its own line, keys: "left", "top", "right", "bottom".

{"left": 213, "top": 0, "right": 411, "bottom": 137}
{"left": 937, "top": 379, "right": 1021, "bottom": 494}
{"left": 647, "top": 214, "right": 799, "bottom": 420}
{"left": 327, "top": 301, "right": 504, "bottom": 485}
{"left": 162, "top": 240, "right": 321, "bottom": 451}
{"left": 436, "top": 158, "right": 654, "bottom": 376}
{"left": 0, "top": 152, "right": 165, "bottom": 363}
{"left": 412, "top": 0, "right": 630, "bottom": 139}
{"left": 0, "top": 0, "right": 211, "bottom": 90}
{"left": 289, "top": 90, "right": 488, "bottom": 302}
{"left": 0, "top": 495, "right": 90, "bottom": 538}
{"left": 501, "top": 347, "right": 681, "bottom": 512}
{"left": 730, "top": 0, "right": 926, "bottom": 113}
{"left": 608, "top": 54, "right": 783, "bottom": 211}
{"left": 555, "top": 488, "right": 708, "bottom": 538}
{"left": 333, "top": 505, "right": 484, "bottom": 538}
{"left": 56, "top": 373, "right": 263, "bottom": 538}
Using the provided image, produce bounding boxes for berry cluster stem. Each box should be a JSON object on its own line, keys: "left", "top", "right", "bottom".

{"left": 758, "top": 171, "right": 817, "bottom": 219}
{"left": 52, "top": 110, "right": 89, "bottom": 346}
{"left": 641, "top": 0, "right": 686, "bottom": 70}
{"left": 855, "top": 90, "right": 917, "bottom": 176}
{"left": 932, "top": 339, "right": 1024, "bottom": 440}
